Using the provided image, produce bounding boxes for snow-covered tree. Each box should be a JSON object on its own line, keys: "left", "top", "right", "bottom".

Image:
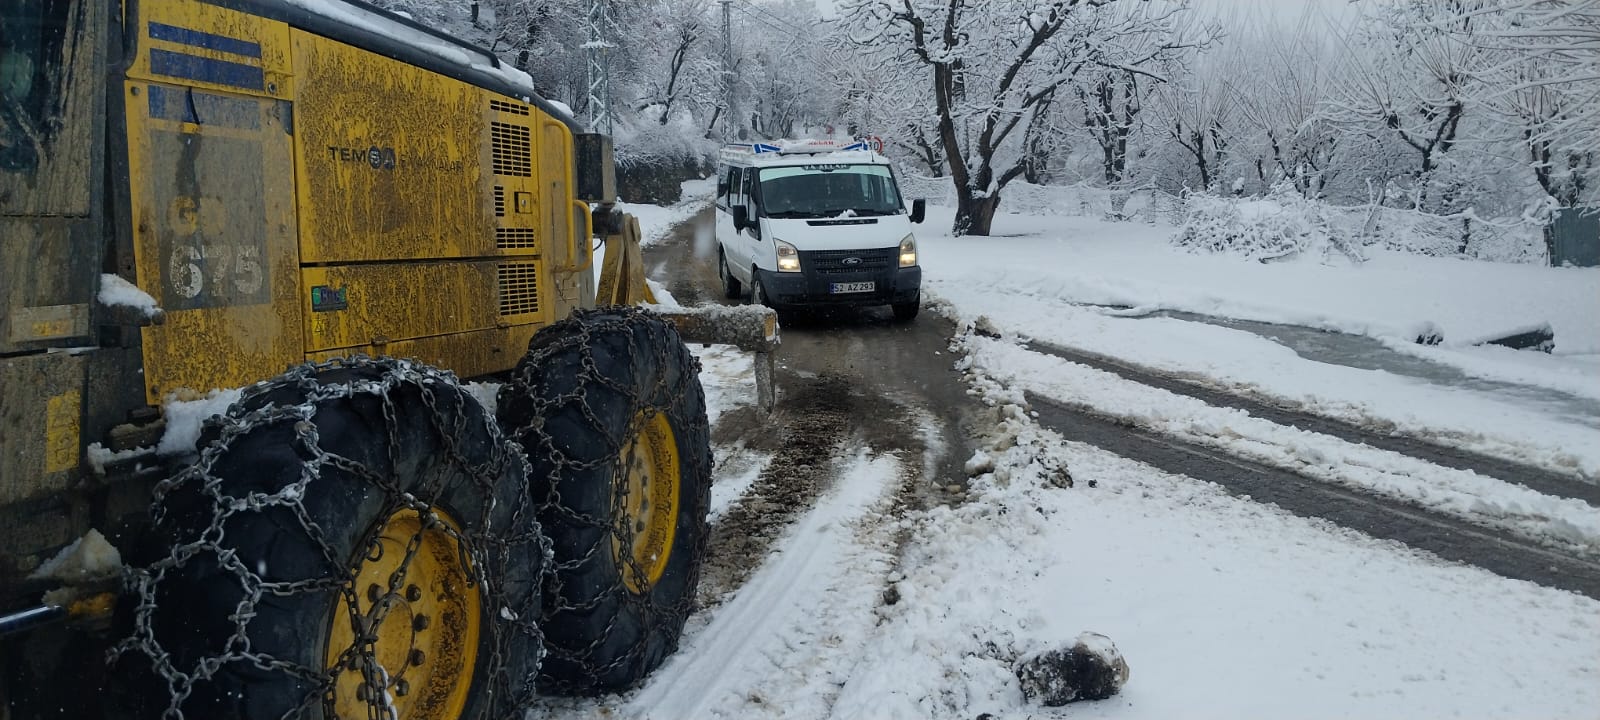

{"left": 628, "top": 0, "right": 718, "bottom": 127}
{"left": 1148, "top": 41, "right": 1238, "bottom": 194}
{"left": 1443, "top": 0, "right": 1600, "bottom": 207}
{"left": 839, "top": 0, "right": 1198, "bottom": 236}
{"left": 1326, "top": 3, "right": 1483, "bottom": 211}
{"left": 1223, "top": 17, "right": 1345, "bottom": 198}
{"left": 1073, "top": 4, "right": 1206, "bottom": 191}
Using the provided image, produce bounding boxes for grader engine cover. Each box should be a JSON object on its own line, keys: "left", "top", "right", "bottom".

{"left": 121, "top": 1, "right": 582, "bottom": 400}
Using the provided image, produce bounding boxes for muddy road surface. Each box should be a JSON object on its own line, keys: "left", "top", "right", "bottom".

{"left": 645, "top": 208, "right": 981, "bottom": 604}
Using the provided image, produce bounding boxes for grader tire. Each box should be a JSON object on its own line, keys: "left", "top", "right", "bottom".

{"left": 498, "top": 307, "right": 712, "bottom": 695}
{"left": 116, "top": 357, "right": 544, "bottom": 720}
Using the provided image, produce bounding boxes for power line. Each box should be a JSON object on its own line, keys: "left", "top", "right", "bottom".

{"left": 736, "top": 0, "right": 807, "bottom": 36}
{"left": 731, "top": 4, "right": 789, "bottom": 36}
{"left": 740, "top": 0, "right": 805, "bottom": 33}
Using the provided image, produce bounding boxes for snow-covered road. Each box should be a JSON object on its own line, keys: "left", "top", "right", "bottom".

{"left": 566, "top": 195, "right": 1600, "bottom": 719}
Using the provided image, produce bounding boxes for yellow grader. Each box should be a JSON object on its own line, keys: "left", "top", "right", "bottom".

{"left": 0, "top": 1, "right": 749, "bottom": 717}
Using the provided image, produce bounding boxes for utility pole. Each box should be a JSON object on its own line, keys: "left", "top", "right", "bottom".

{"left": 585, "top": 0, "right": 613, "bottom": 136}
{"left": 719, "top": 0, "right": 740, "bottom": 140}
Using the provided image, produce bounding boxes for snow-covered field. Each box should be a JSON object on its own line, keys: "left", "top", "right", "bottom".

{"left": 593, "top": 201, "right": 1600, "bottom": 719}
{"left": 917, "top": 204, "right": 1600, "bottom": 554}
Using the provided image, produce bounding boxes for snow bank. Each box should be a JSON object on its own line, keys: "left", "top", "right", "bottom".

{"left": 961, "top": 333, "right": 1600, "bottom": 545}
{"left": 616, "top": 178, "right": 714, "bottom": 248}
{"left": 917, "top": 202, "right": 1600, "bottom": 476}
{"left": 1339, "top": 203, "right": 1546, "bottom": 263}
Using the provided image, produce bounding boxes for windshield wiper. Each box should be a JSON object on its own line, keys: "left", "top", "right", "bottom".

{"left": 765, "top": 210, "right": 821, "bottom": 219}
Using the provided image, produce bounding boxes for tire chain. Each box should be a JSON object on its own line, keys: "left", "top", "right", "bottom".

{"left": 112, "top": 356, "right": 550, "bottom": 720}
{"left": 502, "top": 307, "right": 711, "bottom": 695}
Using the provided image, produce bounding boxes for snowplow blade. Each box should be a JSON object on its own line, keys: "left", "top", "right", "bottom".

{"left": 594, "top": 209, "right": 780, "bottom": 413}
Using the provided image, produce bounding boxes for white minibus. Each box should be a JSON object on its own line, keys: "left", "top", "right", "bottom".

{"left": 714, "top": 139, "right": 926, "bottom": 320}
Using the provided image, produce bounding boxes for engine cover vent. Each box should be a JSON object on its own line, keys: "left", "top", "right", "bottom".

{"left": 496, "top": 228, "right": 537, "bottom": 250}
{"left": 491, "top": 122, "right": 532, "bottom": 177}
{"left": 497, "top": 262, "right": 540, "bottom": 316}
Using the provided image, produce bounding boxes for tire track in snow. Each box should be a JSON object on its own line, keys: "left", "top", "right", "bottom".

{"left": 694, "top": 373, "right": 858, "bottom": 609}
{"left": 1024, "top": 339, "right": 1600, "bottom": 504}
{"left": 622, "top": 450, "right": 903, "bottom": 718}
{"left": 1029, "top": 394, "right": 1600, "bottom": 599}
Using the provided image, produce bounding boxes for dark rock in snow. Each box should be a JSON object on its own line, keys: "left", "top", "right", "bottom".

{"left": 1016, "top": 632, "right": 1129, "bottom": 706}
{"left": 1475, "top": 322, "right": 1554, "bottom": 353}
{"left": 972, "top": 316, "right": 1003, "bottom": 339}
{"left": 1412, "top": 321, "right": 1444, "bottom": 346}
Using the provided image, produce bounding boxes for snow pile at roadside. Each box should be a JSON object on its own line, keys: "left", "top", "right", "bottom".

{"left": 960, "top": 333, "right": 1600, "bottom": 547}
{"left": 939, "top": 297, "right": 1600, "bottom": 479}
{"left": 618, "top": 178, "right": 715, "bottom": 247}
{"left": 1173, "top": 188, "right": 1364, "bottom": 264}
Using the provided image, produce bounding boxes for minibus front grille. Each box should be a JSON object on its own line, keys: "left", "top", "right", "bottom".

{"left": 803, "top": 248, "right": 896, "bottom": 274}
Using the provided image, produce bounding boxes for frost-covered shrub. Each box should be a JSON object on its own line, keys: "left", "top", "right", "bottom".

{"left": 1173, "top": 185, "right": 1365, "bottom": 264}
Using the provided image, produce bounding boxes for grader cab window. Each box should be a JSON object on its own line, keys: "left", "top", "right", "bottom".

{"left": 0, "top": 0, "right": 70, "bottom": 174}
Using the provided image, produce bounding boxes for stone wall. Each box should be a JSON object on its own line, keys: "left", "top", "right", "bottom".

{"left": 617, "top": 156, "right": 713, "bottom": 205}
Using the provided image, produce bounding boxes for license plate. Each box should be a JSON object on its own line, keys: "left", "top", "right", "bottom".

{"left": 830, "top": 281, "right": 875, "bottom": 294}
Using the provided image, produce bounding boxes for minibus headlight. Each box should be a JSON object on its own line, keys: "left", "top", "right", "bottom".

{"left": 899, "top": 234, "right": 917, "bottom": 267}
{"left": 776, "top": 240, "right": 802, "bottom": 272}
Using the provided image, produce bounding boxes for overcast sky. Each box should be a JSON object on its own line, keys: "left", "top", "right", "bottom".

{"left": 1193, "top": 0, "right": 1362, "bottom": 25}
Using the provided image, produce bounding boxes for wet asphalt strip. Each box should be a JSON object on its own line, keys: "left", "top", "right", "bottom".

{"left": 1029, "top": 394, "right": 1600, "bottom": 600}
{"left": 1023, "top": 339, "right": 1600, "bottom": 507}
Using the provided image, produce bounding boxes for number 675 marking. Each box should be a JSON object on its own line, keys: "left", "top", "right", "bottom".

{"left": 168, "top": 244, "right": 264, "bottom": 300}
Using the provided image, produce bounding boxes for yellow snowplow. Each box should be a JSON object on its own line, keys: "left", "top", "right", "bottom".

{"left": 0, "top": 0, "right": 753, "bottom": 716}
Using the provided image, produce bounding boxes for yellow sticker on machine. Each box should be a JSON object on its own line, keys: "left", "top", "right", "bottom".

{"left": 44, "top": 390, "right": 81, "bottom": 474}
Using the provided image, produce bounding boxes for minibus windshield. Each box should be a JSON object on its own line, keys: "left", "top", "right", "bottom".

{"left": 758, "top": 164, "right": 903, "bottom": 219}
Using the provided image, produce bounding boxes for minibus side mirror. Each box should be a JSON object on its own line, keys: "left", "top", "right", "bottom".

{"left": 732, "top": 205, "right": 749, "bottom": 231}
{"left": 910, "top": 198, "right": 926, "bottom": 224}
